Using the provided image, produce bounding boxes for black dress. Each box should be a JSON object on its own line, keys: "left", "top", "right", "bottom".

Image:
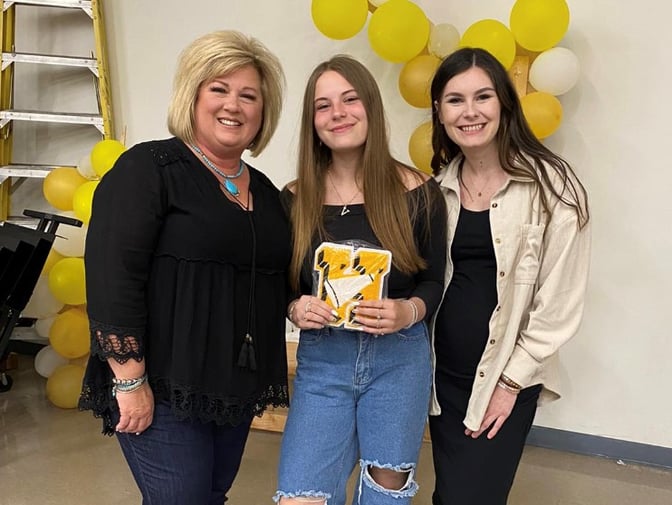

{"left": 78, "top": 137, "right": 291, "bottom": 434}
{"left": 430, "top": 206, "right": 540, "bottom": 505}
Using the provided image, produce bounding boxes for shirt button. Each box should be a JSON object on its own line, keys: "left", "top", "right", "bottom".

{"left": 495, "top": 306, "right": 501, "bottom": 311}
{"left": 495, "top": 238, "right": 501, "bottom": 244}
{"left": 478, "top": 371, "right": 485, "bottom": 378}
{"left": 489, "top": 339, "right": 496, "bottom": 345}
{"left": 499, "top": 271, "right": 505, "bottom": 277}
{"left": 492, "top": 203, "right": 498, "bottom": 208}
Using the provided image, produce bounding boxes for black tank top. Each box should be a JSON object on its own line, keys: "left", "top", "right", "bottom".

{"left": 435, "top": 206, "right": 498, "bottom": 378}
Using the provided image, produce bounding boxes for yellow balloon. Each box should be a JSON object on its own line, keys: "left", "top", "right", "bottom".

{"left": 49, "top": 307, "right": 90, "bottom": 359}
{"left": 520, "top": 92, "right": 563, "bottom": 139}
{"left": 368, "top": 0, "right": 430, "bottom": 63}
{"left": 90, "top": 139, "right": 125, "bottom": 177}
{"left": 72, "top": 180, "right": 100, "bottom": 224}
{"left": 459, "top": 19, "right": 516, "bottom": 70}
{"left": 408, "top": 121, "right": 434, "bottom": 175}
{"left": 510, "top": 0, "right": 570, "bottom": 52}
{"left": 42, "top": 167, "right": 87, "bottom": 211}
{"left": 399, "top": 55, "right": 440, "bottom": 108}
{"left": 48, "top": 257, "right": 87, "bottom": 306}
{"left": 311, "top": 0, "right": 369, "bottom": 40}
{"left": 46, "top": 364, "right": 85, "bottom": 409}
{"left": 41, "top": 248, "right": 65, "bottom": 275}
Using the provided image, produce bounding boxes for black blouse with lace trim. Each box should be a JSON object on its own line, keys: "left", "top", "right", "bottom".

{"left": 78, "top": 138, "right": 291, "bottom": 435}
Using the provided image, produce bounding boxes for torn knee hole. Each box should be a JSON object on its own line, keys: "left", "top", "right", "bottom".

{"left": 366, "top": 464, "right": 413, "bottom": 491}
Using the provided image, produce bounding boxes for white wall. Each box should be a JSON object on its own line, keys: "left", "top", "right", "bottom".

{"left": 14, "top": 0, "right": 672, "bottom": 448}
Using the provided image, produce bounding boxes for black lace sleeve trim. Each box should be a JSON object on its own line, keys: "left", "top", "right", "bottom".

{"left": 89, "top": 319, "right": 145, "bottom": 364}
{"left": 78, "top": 373, "right": 289, "bottom": 436}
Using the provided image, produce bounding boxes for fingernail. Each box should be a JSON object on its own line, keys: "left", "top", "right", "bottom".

{"left": 331, "top": 310, "right": 339, "bottom": 317}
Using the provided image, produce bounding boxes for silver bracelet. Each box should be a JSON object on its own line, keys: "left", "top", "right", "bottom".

{"left": 403, "top": 299, "right": 418, "bottom": 329}
{"left": 112, "top": 373, "right": 147, "bottom": 397}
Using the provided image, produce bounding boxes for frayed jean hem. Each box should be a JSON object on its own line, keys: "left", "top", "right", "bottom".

{"left": 273, "top": 490, "right": 331, "bottom": 503}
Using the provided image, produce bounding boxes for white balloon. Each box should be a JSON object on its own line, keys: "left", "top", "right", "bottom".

{"left": 34, "top": 345, "right": 69, "bottom": 378}
{"left": 76, "top": 153, "right": 97, "bottom": 180}
{"left": 52, "top": 211, "right": 87, "bottom": 257}
{"left": 35, "top": 315, "right": 57, "bottom": 339}
{"left": 22, "top": 275, "right": 64, "bottom": 319}
{"left": 529, "top": 47, "right": 580, "bottom": 96}
{"left": 428, "top": 23, "right": 460, "bottom": 58}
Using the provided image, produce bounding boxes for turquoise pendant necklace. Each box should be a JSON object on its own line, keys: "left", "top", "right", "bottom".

{"left": 191, "top": 144, "right": 245, "bottom": 196}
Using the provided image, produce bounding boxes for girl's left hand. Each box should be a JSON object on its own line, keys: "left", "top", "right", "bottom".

{"left": 465, "top": 385, "right": 517, "bottom": 439}
{"left": 354, "top": 298, "right": 414, "bottom": 335}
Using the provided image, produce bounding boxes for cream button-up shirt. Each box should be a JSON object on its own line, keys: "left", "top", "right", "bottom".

{"left": 430, "top": 155, "right": 591, "bottom": 431}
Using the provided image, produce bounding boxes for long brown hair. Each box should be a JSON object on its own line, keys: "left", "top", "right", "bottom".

{"left": 430, "top": 47, "right": 589, "bottom": 228}
{"left": 289, "top": 55, "right": 430, "bottom": 290}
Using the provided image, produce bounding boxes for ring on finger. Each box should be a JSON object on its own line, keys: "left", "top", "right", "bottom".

{"left": 305, "top": 301, "right": 312, "bottom": 314}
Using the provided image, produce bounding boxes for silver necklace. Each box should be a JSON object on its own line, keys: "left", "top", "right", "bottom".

{"left": 191, "top": 144, "right": 245, "bottom": 196}
{"left": 327, "top": 173, "right": 361, "bottom": 216}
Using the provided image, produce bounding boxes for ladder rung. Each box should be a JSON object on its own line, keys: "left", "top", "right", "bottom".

{"left": 3, "top": 1, "right": 92, "bottom": 11}
{"left": 1, "top": 52, "right": 98, "bottom": 72}
{"left": 0, "top": 109, "right": 103, "bottom": 127}
{"left": 0, "top": 164, "right": 71, "bottom": 178}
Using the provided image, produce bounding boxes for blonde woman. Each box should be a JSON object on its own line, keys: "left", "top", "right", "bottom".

{"left": 79, "top": 31, "right": 290, "bottom": 504}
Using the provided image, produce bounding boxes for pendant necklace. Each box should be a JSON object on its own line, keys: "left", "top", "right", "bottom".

{"left": 191, "top": 144, "right": 245, "bottom": 197}
{"left": 327, "top": 172, "right": 361, "bottom": 216}
{"left": 460, "top": 161, "right": 497, "bottom": 201}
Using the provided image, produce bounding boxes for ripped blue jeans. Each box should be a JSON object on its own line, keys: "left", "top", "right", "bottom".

{"left": 274, "top": 322, "right": 431, "bottom": 505}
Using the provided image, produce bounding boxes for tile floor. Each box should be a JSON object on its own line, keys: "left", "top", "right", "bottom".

{"left": 1, "top": 355, "right": 671, "bottom": 505}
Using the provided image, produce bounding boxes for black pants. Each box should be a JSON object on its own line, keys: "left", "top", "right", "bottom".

{"left": 428, "top": 372, "right": 541, "bottom": 505}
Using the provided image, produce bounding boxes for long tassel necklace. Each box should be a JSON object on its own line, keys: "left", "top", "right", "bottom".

{"left": 191, "top": 143, "right": 257, "bottom": 370}
{"left": 191, "top": 144, "right": 245, "bottom": 197}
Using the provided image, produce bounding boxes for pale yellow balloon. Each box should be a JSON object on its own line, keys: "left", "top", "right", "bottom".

{"left": 528, "top": 47, "right": 579, "bottom": 96}
{"left": 428, "top": 23, "right": 460, "bottom": 58}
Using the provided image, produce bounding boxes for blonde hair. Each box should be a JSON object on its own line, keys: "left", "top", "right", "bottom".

{"left": 167, "top": 30, "right": 284, "bottom": 156}
{"left": 289, "top": 55, "right": 432, "bottom": 289}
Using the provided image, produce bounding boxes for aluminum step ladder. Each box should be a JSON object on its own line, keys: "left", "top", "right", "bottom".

{"left": 0, "top": 0, "right": 113, "bottom": 221}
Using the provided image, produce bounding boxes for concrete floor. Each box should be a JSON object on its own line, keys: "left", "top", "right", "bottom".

{"left": 1, "top": 355, "right": 671, "bottom": 505}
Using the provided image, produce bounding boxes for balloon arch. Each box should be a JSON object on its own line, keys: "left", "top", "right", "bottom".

{"left": 311, "top": 0, "right": 579, "bottom": 173}
{"left": 27, "top": 138, "right": 125, "bottom": 408}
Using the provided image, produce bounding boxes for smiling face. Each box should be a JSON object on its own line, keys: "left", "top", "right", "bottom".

{"left": 193, "top": 64, "right": 263, "bottom": 158}
{"left": 313, "top": 70, "right": 368, "bottom": 156}
{"left": 436, "top": 66, "right": 501, "bottom": 154}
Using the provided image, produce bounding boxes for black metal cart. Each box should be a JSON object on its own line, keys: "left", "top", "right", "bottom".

{"left": 0, "top": 210, "right": 82, "bottom": 392}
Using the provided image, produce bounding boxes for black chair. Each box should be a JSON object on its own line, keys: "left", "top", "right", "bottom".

{"left": 0, "top": 210, "right": 82, "bottom": 392}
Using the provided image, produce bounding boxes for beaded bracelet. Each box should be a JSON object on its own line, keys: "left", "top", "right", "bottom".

{"left": 403, "top": 299, "right": 419, "bottom": 329}
{"left": 111, "top": 373, "right": 147, "bottom": 398}
{"left": 496, "top": 380, "right": 520, "bottom": 395}
{"left": 287, "top": 300, "right": 299, "bottom": 323}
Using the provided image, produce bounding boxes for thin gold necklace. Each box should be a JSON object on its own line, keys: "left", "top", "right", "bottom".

{"left": 328, "top": 172, "right": 361, "bottom": 216}
{"left": 460, "top": 162, "right": 498, "bottom": 201}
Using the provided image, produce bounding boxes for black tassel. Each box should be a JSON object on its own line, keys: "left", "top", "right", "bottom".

{"left": 237, "top": 334, "right": 257, "bottom": 371}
